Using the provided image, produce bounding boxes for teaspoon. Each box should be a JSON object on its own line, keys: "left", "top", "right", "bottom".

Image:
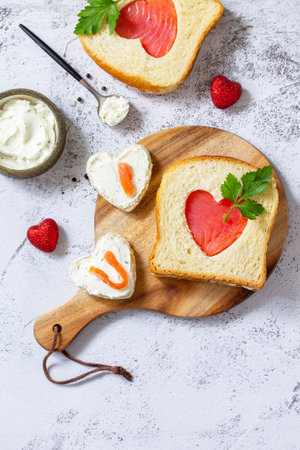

{"left": 19, "top": 24, "right": 129, "bottom": 126}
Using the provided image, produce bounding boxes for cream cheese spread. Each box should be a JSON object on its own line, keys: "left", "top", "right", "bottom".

{"left": 99, "top": 95, "right": 129, "bottom": 126}
{"left": 0, "top": 97, "right": 57, "bottom": 170}
{"left": 69, "top": 233, "right": 136, "bottom": 299}
{"left": 86, "top": 144, "right": 152, "bottom": 211}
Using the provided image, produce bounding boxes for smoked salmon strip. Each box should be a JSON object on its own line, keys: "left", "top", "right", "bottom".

{"left": 115, "top": 0, "right": 177, "bottom": 58}
{"left": 118, "top": 162, "right": 135, "bottom": 197}
{"left": 89, "top": 251, "right": 129, "bottom": 289}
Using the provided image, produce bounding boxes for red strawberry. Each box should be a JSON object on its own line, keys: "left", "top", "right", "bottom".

{"left": 27, "top": 219, "right": 59, "bottom": 253}
{"left": 210, "top": 75, "right": 242, "bottom": 109}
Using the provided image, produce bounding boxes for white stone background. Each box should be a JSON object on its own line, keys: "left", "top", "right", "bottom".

{"left": 0, "top": 0, "right": 299, "bottom": 448}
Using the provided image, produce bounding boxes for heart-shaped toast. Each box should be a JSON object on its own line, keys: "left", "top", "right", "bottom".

{"left": 185, "top": 190, "right": 248, "bottom": 257}
{"left": 115, "top": 0, "right": 177, "bottom": 58}
{"left": 27, "top": 218, "right": 59, "bottom": 253}
{"left": 69, "top": 233, "right": 136, "bottom": 299}
{"left": 87, "top": 145, "right": 152, "bottom": 212}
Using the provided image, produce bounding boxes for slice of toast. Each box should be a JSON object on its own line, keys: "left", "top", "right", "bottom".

{"left": 79, "top": 0, "right": 223, "bottom": 94}
{"left": 149, "top": 156, "right": 279, "bottom": 290}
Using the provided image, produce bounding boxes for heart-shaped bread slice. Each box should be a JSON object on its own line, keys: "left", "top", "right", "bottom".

{"left": 69, "top": 233, "right": 136, "bottom": 299}
{"left": 149, "top": 156, "right": 279, "bottom": 291}
{"left": 87, "top": 145, "right": 152, "bottom": 212}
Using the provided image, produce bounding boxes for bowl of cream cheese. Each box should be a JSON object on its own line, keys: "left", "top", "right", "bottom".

{"left": 0, "top": 89, "right": 66, "bottom": 177}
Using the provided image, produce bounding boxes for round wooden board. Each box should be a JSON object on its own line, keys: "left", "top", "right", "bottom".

{"left": 34, "top": 127, "right": 288, "bottom": 350}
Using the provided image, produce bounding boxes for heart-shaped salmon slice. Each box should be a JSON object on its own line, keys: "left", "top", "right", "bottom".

{"left": 185, "top": 191, "right": 248, "bottom": 257}
{"left": 115, "top": 0, "right": 177, "bottom": 58}
{"left": 69, "top": 233, "right": 136, "bottom": 299}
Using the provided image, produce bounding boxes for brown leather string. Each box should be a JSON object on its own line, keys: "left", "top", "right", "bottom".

{"left": 43, "top": 325, "right": 133, "bottom": 384}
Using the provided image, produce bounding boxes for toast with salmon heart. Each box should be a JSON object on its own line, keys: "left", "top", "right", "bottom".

{"left": 78, "top": 0, "right": 223, "bottom": 94}
{"left": 149, "top": 156, "right": 279, "bottom": 291}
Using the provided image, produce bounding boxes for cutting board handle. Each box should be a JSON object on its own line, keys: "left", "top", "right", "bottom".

{"left": 34, "top": 290, "right": 127, "bottom": 351}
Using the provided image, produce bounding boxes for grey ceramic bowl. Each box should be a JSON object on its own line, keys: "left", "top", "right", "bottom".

{"left": 0, "top": 89, "right": 66, "bottom": 178}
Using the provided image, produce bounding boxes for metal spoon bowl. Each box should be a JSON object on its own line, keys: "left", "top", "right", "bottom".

{"left": 81, "top": 79, "right": 129, "bottom": 126}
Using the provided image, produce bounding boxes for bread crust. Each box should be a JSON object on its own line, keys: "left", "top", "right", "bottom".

{"left": 149, "top": 156, "right": 279, "bottom": 290}
{"left": 79, "top": 0, "right": 223, "bottom": 94}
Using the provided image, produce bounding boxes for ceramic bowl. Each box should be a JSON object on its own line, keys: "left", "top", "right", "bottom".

{"left": 0, "top": 89, "right": 66, "bottom": 178}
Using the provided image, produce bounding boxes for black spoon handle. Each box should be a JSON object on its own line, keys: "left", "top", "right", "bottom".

{"left": 19, "top": 24, "right": 82, "bottom": 82}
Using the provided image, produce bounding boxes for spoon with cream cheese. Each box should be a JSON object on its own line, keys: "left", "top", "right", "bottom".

{"left": 80, "top": 79, "right": 129, "bottom": 126}
{"left": 19, "top": 24, "right": 129, "bottom": 127}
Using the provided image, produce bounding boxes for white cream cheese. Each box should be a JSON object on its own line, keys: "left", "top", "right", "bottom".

{"left": 69, "top": 233, "right": 136, "bottom": 299}
{"left": 99, "top": 95, "right": 129, "bottom": 126}
{"left": 86, "top": 144, "right": 152, "bottom": 212}
{"left": 0, "top": 97, "right": 57, "bottom": 170}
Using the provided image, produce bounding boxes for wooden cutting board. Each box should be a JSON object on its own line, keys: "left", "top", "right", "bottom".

{"left": 34, "top": 126, "right": 288, "bottom": 351}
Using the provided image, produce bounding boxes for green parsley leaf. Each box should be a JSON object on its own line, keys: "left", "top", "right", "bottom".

{"left": 221, "top": 173, "right": 242, "bottom": 203}
{"left": 221, "top": 165, "right": 273, "bottom": 221}
{"left": 74, "top": 0, "right": 120, "bottom": 36}
{"left": 106, "top": 2, "right": 120, "bottom": 35}
{"left": 237, "top": 199, "right": 266, "bottom": 220}
{"left": 240, "top": 165, "right": 273, "bottom": 200}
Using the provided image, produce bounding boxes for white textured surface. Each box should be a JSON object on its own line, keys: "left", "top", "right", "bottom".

{"left": 0, "top": 0, "right": 299, "bottom": 448}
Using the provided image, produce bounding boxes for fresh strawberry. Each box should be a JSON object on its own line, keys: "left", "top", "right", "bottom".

{"left": 210, "top": 75, "right": 242, "bottom": 109}
{"left": 27, "top": 219, "right": 59, "bottom": 253}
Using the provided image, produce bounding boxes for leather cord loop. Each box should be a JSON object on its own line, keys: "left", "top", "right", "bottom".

{"left": 42, "top": 325, "right": 132, "bottom": 384}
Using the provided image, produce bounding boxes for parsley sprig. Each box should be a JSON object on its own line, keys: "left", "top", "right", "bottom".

{"left": 221, "top": 165, "right": 273, "bottom": 221}
{"left": 74, "top": 0, "right": 121, "bottom": 36}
